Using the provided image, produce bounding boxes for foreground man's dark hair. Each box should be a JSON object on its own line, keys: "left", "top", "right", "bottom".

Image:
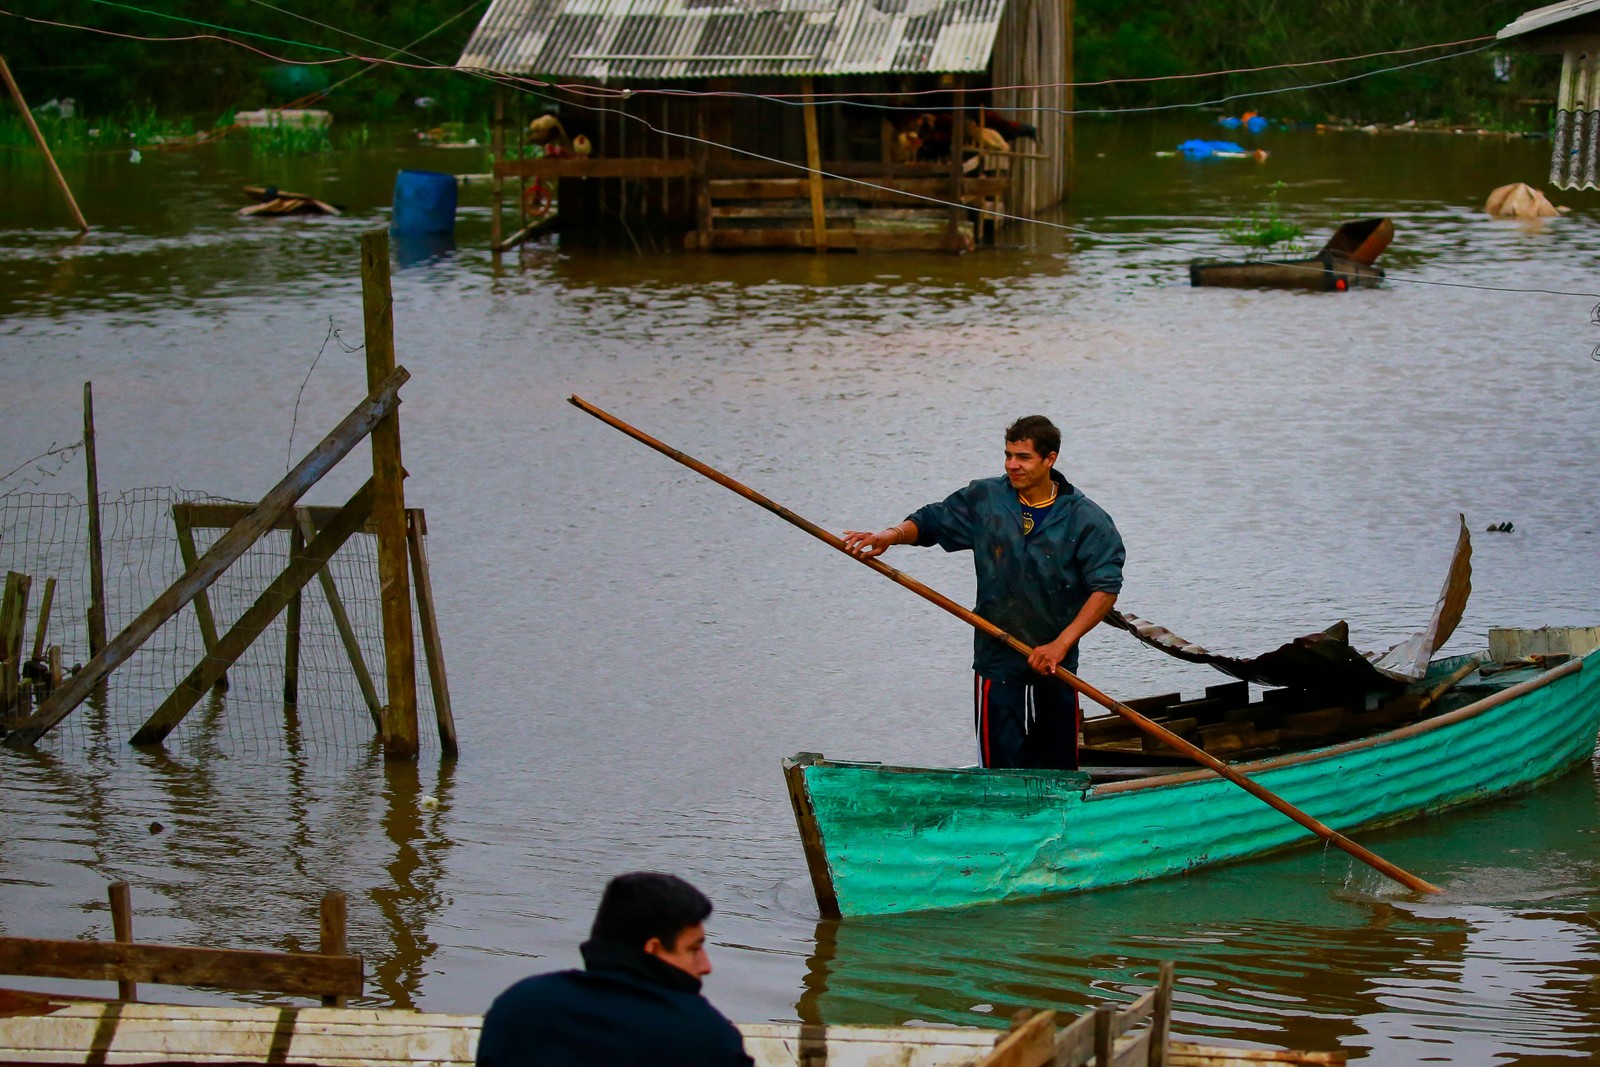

{"left": 590, "top": 872, "right": 713, "bottom": 948}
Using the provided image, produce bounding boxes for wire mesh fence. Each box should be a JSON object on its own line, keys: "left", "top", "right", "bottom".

{"left": 0, "top": 488, "right": 440, "bottom": 758}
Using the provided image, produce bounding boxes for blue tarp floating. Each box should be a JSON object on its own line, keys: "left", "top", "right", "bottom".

{"left": 1178, "top": 139, "right": 1247, "bottom": 159}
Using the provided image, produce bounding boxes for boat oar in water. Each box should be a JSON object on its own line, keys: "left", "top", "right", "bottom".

{"left": 568, "top": 395, "right": 1442, "bottom": 896}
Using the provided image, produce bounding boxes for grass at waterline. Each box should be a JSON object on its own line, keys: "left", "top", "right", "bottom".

{"left": 0, "top": 109, "right": 199, "bottom": 152}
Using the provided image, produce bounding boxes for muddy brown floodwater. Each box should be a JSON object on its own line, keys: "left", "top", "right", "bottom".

{"left": 2, "top": 117, "right": 1599, "bottom": 1064}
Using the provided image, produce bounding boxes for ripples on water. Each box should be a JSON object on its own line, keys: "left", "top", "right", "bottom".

{"left": 1, "top": 119, "right": 1598, "bottom": 1063}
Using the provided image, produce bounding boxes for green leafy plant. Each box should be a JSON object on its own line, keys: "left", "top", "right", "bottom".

{"left": 1223, "top": 182, "right": 1304, "bottom": 258}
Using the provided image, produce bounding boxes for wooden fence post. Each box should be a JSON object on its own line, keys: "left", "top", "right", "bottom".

{"left": 319, "top": 891, "right": 348, "bottom": 1008}
{"left": 173, "top": 510, "right": 227, "bottom": 691}
{"left": 83, "top": 383, "right": 107, "bottom": 658}
{"left": 360, "top": 231, "right": 418, "bottom": 761}
{"left": 108, "top": 882, "right": 136, "bottom": 1002}
{"left": 284, "top": 522, "right": 304, "bottom": 707}
{"left": 31, "top": 575, "right": 56, "bottom": 664}
{"left": 296, "top": 512, "right": 383, "bottom": 731}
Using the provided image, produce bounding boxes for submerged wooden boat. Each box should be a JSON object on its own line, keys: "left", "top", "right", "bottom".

{"left": 1190, "top": 217, "right": 1391, "bottom": 291}
{"left": 785, "top": 643, "right": 1600, "bottom": 917}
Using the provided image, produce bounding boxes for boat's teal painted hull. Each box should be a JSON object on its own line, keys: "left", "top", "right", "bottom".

{"left": 787, "top": 654, "right": 1600, "bottom": 915}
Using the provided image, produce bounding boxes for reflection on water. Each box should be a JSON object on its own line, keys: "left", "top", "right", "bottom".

{"left": 2, "top": 118, "right": 1600, "bottom": 1065}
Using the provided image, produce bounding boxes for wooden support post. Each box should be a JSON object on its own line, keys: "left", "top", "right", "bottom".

{"left": 5, "top": 368, "right": 408, "bottom": 749}
{"left": 47, "top": 645, "right": 61, "bottom": 690}
{"left": 948, "top": 78, "right": 967, "bottom": 251}
{"left": 108, "top": 882, "right": 136, "bottom": 1002}
{"left": 283, "top": 523, "right": 303, "bottom": 707}
{"left": 406, "top": 513, "right": 457, "bottom": 756}
{"left": 360, "top": 231, "right": 418, "bottom": 761}
{"left": 1062, "top": 0, "right": 1074, "bottom": 199}
{"left": 491, "top": 87, "right": 505, "bottom": 253}
{"left": 1093, "top": 1003, "right": 1115, "bottom": 1067}
{"left": 0, "top": 55, "right": 88, "bottom": 234}
{"left": 83, "top": 383, "right": 106, "bottom": 659}
{"left": 319, "top": 891, "right": 348, "bottom": 1008}
{"left": 800, "top": 77, "right": 827, "bottom": 252}
{"left": 131, "top": 482, "right": 377, "bottom": 747}
{"left": 174, "top": 512, "right": 227, "bottom": 691}
{"left": 1150, "top": 961, "right": 1174, "bottom": 1067}
{"left": 296, "top": 512, "right": 383, "bottom": 731}
{"left": 31, "top": 576, "right": 55, "bottom": 663}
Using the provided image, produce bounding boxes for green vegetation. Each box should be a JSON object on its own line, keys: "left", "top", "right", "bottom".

{"left": 1224, "top": 182, "right": 1304, "bottom": 258}
{"left": 0, "top": 0, "right": 1560, "bottom": 133}
{"left": 246, "top": 123, "right": 334, "bottom": 156}
{"left": 1073, "top": 0, "right": 1558, "bottom": 127}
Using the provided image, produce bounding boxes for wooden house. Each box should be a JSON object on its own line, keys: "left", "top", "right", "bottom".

{"left": 1499, "top": 0, "right": 1600, "bottom": 189}
{"left": 455, "top": 0, "right": 1075, "bottom": 252}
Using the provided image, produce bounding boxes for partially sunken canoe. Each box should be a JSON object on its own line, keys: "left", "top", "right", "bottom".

{"left": 785, "top": 652, "right": 1600, "bottom": 916}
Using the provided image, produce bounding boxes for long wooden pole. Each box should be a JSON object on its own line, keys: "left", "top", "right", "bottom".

{"left": 0, "top": 55, "right": 89, "bottom": 234}
{"left": 567, "top": 395, "right": 1442, "bottom": 896}
{"left": 800, "top": 77, "right": 827, "bottom": 252}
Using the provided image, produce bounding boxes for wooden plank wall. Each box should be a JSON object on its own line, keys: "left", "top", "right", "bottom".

{"left": 990, "top": 0, "right": 1071, "bottom": 218}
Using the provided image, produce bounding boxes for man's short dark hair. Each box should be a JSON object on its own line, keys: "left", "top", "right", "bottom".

{"left": 589, "top": 872, "right": 713, "bottom": 949}
{"left": 1005, "top": 415, "right": 1060, "bottom": 458}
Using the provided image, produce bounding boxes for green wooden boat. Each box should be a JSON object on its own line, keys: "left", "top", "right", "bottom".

{"left": 784, "top": 646, "right": 1600, "bottom": 917}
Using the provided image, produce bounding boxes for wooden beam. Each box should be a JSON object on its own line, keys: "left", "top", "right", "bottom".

{"left": 975, "top": 1010, "right": 1056, "bottom": 1067}
{"left": 407, "top": 514, "right": 457, "bottom": 756}
{"left": 0, "top": 55, "right": 88, "bottom": 233}
{"left": 4, "top": 368, "right": 409, "bottom": 749}
{"left": 490, "top": 86, "right": 504, "bottom": 253}
{"left": 361, "top": 231, "right": 418, "bottom": 761}
{"left": 296, "top": 511, "right": 383, "bottom": 732}
{"left": 172, "top": 510, "right": 227, "bottom": 692}
{"left": 707, "top": 176, "right": 1008, "bottom": 200}
{"left": 173, "top": 501, "right": 388, "bottom": 535}
{"left": 0, "top": 936, "right": 362, "bottom": 999}
{"left": 494, "top": 157, "right": 695, "bottom": 180}
{"left": 82, "top": 383, "right": 106, "bottom": 658}
{"left": 800, "top": 77, "right": 827, "bottom": 251}
{"left": 130, "top": 482, "right": 376, "bottom": 747}
{"left": 948, "top": 77, "right": 967, "bottom": 251}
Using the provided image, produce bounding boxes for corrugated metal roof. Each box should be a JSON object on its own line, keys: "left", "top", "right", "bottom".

{"left": 456, "top": 0, "right": 1008, "bottom": 80}
{"left": 1499, "top": 0, "right": 1600, "bottom": 41}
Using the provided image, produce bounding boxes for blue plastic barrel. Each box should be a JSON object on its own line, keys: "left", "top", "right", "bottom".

{"left": 392, "top": 170, "right": 457, "bottom": 235}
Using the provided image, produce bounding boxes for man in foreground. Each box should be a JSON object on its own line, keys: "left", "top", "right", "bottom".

{"left": 476, "top": 872, "right": 753, "bottom": 1067}
{"left": 843, "top": 415, "right": 1124, "bottom": 770}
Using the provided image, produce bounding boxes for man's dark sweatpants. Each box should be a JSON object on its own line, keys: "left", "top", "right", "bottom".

{"left": 972, "top": 673, "right": 1081, "bottom": 770}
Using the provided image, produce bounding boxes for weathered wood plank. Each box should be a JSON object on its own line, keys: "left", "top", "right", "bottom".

{"left": 708, "top": 177, "right": 1008, "bottom": 200}
{"left": 108, "top": 882, "right": 135, "bottom": 1003}
{"left": 4, "top": 367, "right": 408, "bottom": 749}
{"left": 974, "top": 1009, "right": 1054, "bottom": 1067}
{"left": 320, "top": 892, "right": 347, "bottom": 1008}
{"left": 494, "top": 157, "right": 694, "bottom": 179}
{"left": 171, "top": 511, "right": 226, "bottom": 692}
{"left": 0, "top": 938, "right": 361, "bottom": 998}
{"left": 130, "top": 482, "right": 376, "bottom": 746}
{"left": 31, "top": 577, "right": 55, "bottom": 663}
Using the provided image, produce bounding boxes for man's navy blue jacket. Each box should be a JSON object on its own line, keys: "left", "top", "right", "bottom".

{"left": 906, "top": 470, "right": 1125, "bottom": 682}
{"left": 476, "top": 940, "right": 753, "bottom": 1067}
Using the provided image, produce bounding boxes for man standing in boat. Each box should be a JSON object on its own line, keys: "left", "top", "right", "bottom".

{"left": 843, "top": 415, "right": 1124, "bottom": 770}
{"left": 476, "top": 872, "right": 753, "bottom": 1067}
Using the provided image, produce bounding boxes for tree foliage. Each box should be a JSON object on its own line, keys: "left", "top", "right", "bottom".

{"left": 0, "top": 0, "right": 1561, "bottom": 126}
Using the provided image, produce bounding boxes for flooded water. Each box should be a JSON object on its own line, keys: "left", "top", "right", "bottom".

{"left": 2, "top": 117, "right": 1599, "bottom": 1064}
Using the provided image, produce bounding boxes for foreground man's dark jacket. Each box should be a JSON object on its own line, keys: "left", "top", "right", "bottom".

{"left": 475, "top": 939, "right": 754, "bottom": 1067}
